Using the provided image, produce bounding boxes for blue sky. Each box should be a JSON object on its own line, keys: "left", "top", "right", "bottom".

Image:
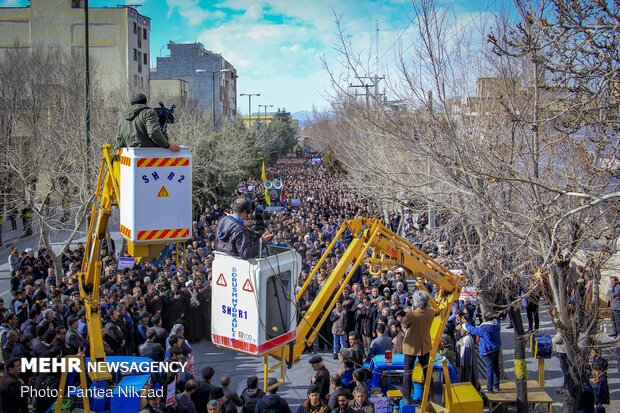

{"left": 1, "top": 0, "right": 499, "bottom": 115}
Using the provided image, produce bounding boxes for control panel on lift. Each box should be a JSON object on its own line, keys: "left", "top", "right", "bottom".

{"left": 211, "top": 246, "right": 300, "bottom": 356}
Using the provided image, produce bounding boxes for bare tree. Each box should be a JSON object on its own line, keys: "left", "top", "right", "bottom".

{"left": 310, "top": 1, "right": 619, "bottom": 411}
{"left": 0, "top": 45, "right": 117, "bottom": 280}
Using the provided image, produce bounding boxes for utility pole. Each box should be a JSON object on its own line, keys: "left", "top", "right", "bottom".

{"left": 84, "top": 0, "right": 90, "bottom": 189}
{"left": 427, "top": 90, "right": 434, "bottom": 231}
{"left": 376, "top": 19, "right": 379, "bottom": 99}
{"left": 349, "top": 76, "right": 384, "bottom": 106}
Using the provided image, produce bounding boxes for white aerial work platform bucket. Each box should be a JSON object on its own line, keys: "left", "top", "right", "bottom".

{"left": 211, "top": 246, "right": 300, "bottom": 356}
{"left": 118, "top": 147, "right": 192, "bottom": 255}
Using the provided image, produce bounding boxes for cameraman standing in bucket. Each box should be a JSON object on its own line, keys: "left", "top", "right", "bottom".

{"left": 215, "top": 197, "right": 274, "bottom": 260}
{"left": 116, "top": 93, "right": 181, "bottom": 152}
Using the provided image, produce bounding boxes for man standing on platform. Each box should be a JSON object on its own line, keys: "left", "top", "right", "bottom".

{"left": 116, "top": 94, "right": 180, "bottom": 152}
{"left": 401, "top": 291, "right": 435, "bottom": 404}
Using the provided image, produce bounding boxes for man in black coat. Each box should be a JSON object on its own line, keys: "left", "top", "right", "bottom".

{"left": 240, "top": 376, "right": 265, "bottom": 413}
{"left": 103, "top": 309, "right": 125, "bottom": 355}
{"left": 347, "top": 332, "right": 365, "bottom": 367}
{"left": 309, "top": 356, "right": 330, "bottom": 402}
{"left": 215, "top": 197, "right": 273, "bottom": 260}
{"left": 328, "top": 375, "right": 351, "bottom": 410}
{"left": 191, "top": 366, "right": 217, "bottom": 412}
{"left": 221, "top": 374, "right": 243, "bottom": 407}
{"left": 138, "top": 329, "right": 165, "bottom": 361}
{"left": 164, "top": 281, "right": 187, "bottom": 330}
{"left": 255, "top": 378, "right": 291, "bottom": 413}
{"left": 0, "top": 358, "right": 28, "bottom": 413}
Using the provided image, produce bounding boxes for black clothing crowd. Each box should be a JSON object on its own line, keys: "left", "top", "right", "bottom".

{"left": 0, "top": 154, "right": 611, "bottom": 413}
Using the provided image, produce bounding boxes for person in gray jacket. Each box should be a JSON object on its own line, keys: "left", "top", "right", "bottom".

{"left": 330, "top": 300, "right": 347, "bottom": 359}
{"left": 65, "top": 316, "right": 85, "bottom": 355}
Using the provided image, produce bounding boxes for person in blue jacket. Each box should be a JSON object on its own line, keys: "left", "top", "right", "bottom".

{"left": 463, "top": 311, "right": 501, "bottom": 393}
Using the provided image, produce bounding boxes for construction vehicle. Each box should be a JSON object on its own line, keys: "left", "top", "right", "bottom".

{"left": 212, "top": 217, "right": 483, "bottom": 412}
{"left": 54, "top": 145, "right": 192, "bottom": 413}
{"left": 63, "top": 144, "right": 477, "bottom": 412}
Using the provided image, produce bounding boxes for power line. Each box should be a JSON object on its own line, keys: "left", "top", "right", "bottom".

{"left": 376, "top": 8, "right": 416, "bottom": 67}
{"left": 380, "top": 0, "right": 498, "bottom": 71}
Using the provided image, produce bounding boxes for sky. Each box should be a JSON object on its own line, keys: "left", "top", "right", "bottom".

{"left": 1, "top": 0, "right": 499, "bottom": 115}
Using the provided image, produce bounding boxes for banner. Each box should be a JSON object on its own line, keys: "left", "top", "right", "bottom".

{"left": 117, "top": 257, "right": 136, "bottom": 270}
{"left": 291, "top": 199, "right": 301, "bottom": 206}
{"left": 166, "top": 380, "right": 176, "bottom": 406}
{"left": 460, "top": 286, "right": 478, "bottom": 302}
{"left": 369, "top": 397, "right": 390, "bottom": 413}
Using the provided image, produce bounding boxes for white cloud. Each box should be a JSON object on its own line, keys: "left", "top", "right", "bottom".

{"left": 245, "top": 25, "right": 284, "bottom": 40}
{"left": 166, "top": 0, "right": 210, "bottom": 26}
{"left": 280, "top": 44, "right": 300, "bottom": 53}
{"left": 167, "top": 0, "right": 469, "bottom": 111}
{"left": 243, "top": 4, "right": 264, "bottom": 21}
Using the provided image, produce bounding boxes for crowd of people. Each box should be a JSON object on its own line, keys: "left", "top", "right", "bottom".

{"left": 0, "top": 154, "right": 613, "bottom": 413}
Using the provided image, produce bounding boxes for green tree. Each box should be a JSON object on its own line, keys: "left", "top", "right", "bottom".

{"left": 255, "top": 108, "right": 298, "bottom": 164}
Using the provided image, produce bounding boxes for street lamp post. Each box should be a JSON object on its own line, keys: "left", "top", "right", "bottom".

{"left": 240, "top": 93, "right": 260, "bottom": 125}
{"left": 196, "top": 68, "right": 232, "bottom": 128}
{"left": 258, "top": 104, "right": 273, "bottom": 123}
{"left": 84, "top": 0, "right": 90, "bottom": 188}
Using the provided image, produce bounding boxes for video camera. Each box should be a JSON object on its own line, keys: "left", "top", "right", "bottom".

{"left": 157, "top": 102, "right": 175, "bottom": 139}
{"left": 253, "top": 203, "right": 272, "bottom": 234}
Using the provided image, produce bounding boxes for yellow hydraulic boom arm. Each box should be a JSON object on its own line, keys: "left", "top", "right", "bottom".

{"left": 77, "top": 145, "right": 120, "bottom": 382}
{"left": 77, "top": 145, "right": 167, "bottom": 381}
{"left": 281, "top": 218, "right": 463, "bottom": 411}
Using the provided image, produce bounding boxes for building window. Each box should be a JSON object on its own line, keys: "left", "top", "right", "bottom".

{"left": 133, "top": 22, "right": 137, "bottom": 34}
{"left": 133, "top": 49, "right": 137, "bottom": 61}
{"left": 143, "top": 53, "right": 148, "bottom": 65}
{"left": 137, "top": 28, "right": 142, "bottom": 48}
{"left": 140, "top": 77, "right": 143, "bottom": 88}
{"left": 134, "top": 75, "right": 137, "bottom": 86}
{"left": 143, "top": 29, "right": 147, "bottom": 40}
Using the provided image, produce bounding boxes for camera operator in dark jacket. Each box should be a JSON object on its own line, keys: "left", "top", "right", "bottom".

{"left": 116, "top": 94, "right": 181, "bottom": 152}
{"left": 215, "top": 197, "right": 274, "bottom": 260}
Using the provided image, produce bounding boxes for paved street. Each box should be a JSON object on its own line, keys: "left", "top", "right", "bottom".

{"left": 0, "top": 218, "right": 618, "bottom": 411}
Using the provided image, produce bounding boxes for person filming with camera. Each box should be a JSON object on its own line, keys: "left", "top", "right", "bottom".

{"left": 116, "top": 93, "right": 181, "bottom": 152}
{"left": 215, "top": 197, "right": 274, "bottom": 260}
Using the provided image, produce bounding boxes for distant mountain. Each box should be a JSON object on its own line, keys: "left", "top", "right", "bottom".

{"left": 291, "top": 110, "right": 313, "bottom": 126}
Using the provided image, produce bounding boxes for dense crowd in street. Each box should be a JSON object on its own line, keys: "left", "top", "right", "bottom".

{"left": 0, "top": 154, "right": 615, "bottom": 413}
